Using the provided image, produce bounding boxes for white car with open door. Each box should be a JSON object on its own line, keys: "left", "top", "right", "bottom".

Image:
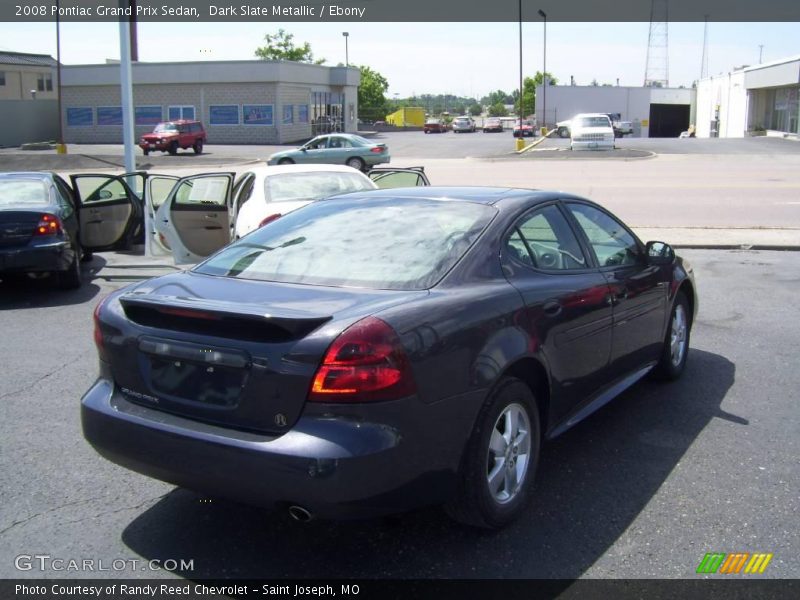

{"left": 232, "top": 164, "right": 430, "bottom": 239}
{"left": 146, "top": 165, "right": 431, "bottom": 265}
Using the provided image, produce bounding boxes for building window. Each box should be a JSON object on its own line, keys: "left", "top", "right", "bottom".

{"left": 168, "top": 105, "right": 196, "bottom": 120}
{"left": 297, "top": 105, "right": 309, "bottom": 123}
{"left": 209, "top": 105, "right": 240, "bottom": 125}
{"left": 0, "top": 71, "right": 5, "bottom": 86}
{"left": 242, "top": 104, "right": 273, "bottom": 126}
{"left": 282, "top": 105, "right": 293, "bottom": 125}
{"left": 37, "top": 73, "right": 52, "bottom": 92}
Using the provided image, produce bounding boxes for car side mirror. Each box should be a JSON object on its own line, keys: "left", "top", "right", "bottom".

{"left": 646, "top": 241, "right": 675, "bottom": 265}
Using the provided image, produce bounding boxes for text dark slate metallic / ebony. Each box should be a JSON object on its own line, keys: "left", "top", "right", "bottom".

{"left": 81, "top": 187, "right": 697, "bottom": 528}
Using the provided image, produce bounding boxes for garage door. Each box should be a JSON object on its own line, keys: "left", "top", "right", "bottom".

{"left": 648, "top": 104, "right": 690, "bottom": 138}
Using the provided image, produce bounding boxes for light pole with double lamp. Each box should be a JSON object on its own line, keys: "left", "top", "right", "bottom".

{"left": 343, "top": 32, "right": 349, "bottom": 67}
{"left": 516, "top": 0, "right": 524, "bottom": 150}
{"left": 538, "top": 9, "right": 547, "bottom": 134}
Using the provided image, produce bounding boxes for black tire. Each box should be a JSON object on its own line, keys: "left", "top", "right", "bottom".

{"left": 346, "top": 157, "right": 365, "bottom": 171}
{"left": 168, "top": 141, "right": 178, "bottom": 155}
{"left": 56, "top": 249, "right": 82, "bottom": 290}
{"left": 193, "top": 140, "right": 203, "bottom": 154}
{"left": 143, "top": 148, "right": 150, "bottom": 156}
{"left": 278, "top": 158, "right": 294, "bottom": 165}
{"left": 652, "top": 292, "right": 691, "bottom": 381}
{"left": 80, "top": 250, "right": 93, "bottom": 263}
{"left": 424, "top": 130, "right": 430, "bottom": 134}
{"left": 445, "top": 377, "right": 541, "bottom": 529}
{"left": 558, "top": 127, "right": 570, "bottom": 138}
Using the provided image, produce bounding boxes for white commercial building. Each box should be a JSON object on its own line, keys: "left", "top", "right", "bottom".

{"left": 695, "top": 55, "right": 800, "bottom": 138}
{"left": 535, "top": 84, "right": 696, "bottom": 137}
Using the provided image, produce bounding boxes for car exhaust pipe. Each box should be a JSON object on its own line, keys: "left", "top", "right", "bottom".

{"left": 288, "top": 505, "right": 313, "bottom": 523}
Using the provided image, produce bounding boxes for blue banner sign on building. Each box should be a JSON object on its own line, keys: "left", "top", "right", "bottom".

{"left": 243, "top": 104, "right": 273, "bottom": 125}
{"left": 135, "top": 106, "right": 162, "bottom": 126}
{"left": 66, "top": 107, "right": 93, "bottom": 127}
{"left": 209, "top": 105, "right": 240, "bottom": 125}
{"left": 97, "top": 106, "right": 123, "bottom": 126}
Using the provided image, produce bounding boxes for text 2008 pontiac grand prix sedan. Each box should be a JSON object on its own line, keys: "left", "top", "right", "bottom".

{"left": 82, "top": 187, "right": 696, "bottom": 529}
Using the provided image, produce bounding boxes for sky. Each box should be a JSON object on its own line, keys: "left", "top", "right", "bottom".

{"left": 0, "top": 21, "right": 797, "bottom": 98}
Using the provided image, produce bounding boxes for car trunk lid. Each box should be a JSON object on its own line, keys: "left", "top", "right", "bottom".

{"left": 0, "top": 210, "right": 47, "bottom": 248}
{"left": 105, "top": 271, "right": 426, "bottom": 433}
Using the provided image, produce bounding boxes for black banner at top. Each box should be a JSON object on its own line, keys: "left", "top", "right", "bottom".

{"left": 3, "top": 0, "right": 800, "bottom": 22}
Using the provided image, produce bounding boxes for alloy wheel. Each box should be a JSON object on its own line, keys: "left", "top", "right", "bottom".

{"left": 486, "top": 403, "right": 531, "bottom": 504}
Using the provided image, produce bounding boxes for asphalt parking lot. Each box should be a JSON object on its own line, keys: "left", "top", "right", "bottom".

{"left": 0, "top": 249, "right": 798, "bottom": 579}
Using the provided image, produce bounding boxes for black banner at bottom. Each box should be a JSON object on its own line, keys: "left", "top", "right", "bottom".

{"left": 3, "top": 579, "right": 797, "bottom": 600}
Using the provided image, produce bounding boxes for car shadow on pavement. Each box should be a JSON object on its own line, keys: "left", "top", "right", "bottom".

{"left": 0, "top": 257, "right": 106, "bottom": 309}
{"left": 121, "top": 349, "right": 738, "bottom": 579}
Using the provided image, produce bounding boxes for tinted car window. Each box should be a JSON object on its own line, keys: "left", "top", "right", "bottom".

{"left": 74, "top": 177, "right": 128, "bottom": 204}
{"left": 508, "top": 204, "right": 587, "bottom": 270}
{"left": 567, "top": 203, "right": 640, "bottom": 267}
{"left": 197, "top": 197, "right": 496, "bottom": 290}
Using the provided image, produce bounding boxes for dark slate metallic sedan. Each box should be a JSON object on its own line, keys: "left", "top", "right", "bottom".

{"left": 82, "top": 187, "right": 697, "bottom": 528}
{"left": 0, "top": 172, "right": 141, "bottom": 289}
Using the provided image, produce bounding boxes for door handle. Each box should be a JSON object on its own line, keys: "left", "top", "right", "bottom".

{"left": 543, "top": 301, "right": 562, "bottom": 317}
{"left": 204, "top": 214, "right": 218, "bottom": 219}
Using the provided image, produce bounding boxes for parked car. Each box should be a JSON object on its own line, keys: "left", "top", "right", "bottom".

{"left": 267, "top": 134, "right": 390, "bottom": 171}
{"left": 451, "top": 116, "right": 477, "bottom": 133}
{"left": 139, "top": 120, "right": 207, "bottom": 156}
{"left": 134, "top": 165, "right": 429, "bottom": 264}
{"left": 513, "top": 120, "right": 536, "bottom": 138}
{"left": 233, "top": 165, "right": 430, "bottom": 239}
{"left": 423, "top": 119, "right": 448, "bottom": 134}
{"left": 570, "top": 113, "right": 616, "bottom": 150}
{"left": 0, "top": 172, "right": 142, "bottom": 289}
{"left": 556, "top": 118, "right": 573, "bottom": 138}
{"left": 483, "top": 118, "right": 504, "bottom": 133}
{"left": 83, "top": 186, "right": 696, "bottom": 529}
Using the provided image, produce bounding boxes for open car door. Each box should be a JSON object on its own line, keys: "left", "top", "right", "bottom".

{"left": 69, "top": 174, "right": 140, "bottom": 252}
{"left": 368, "top": 167, "right": 430, "bottom": 189}
{"left": 154, "top": 172, "right": 235, "bottom": 264}
{"left": 143, "top": 174, "right": 180, "bottom": 254}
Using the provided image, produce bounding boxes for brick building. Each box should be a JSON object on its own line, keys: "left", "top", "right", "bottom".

{"left": 60, "top": 60, "right": 360, "bottom": 145}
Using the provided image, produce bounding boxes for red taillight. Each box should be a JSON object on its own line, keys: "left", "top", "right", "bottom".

{"left": 34, "top": 214, "right": 63, "bottom": 236}
{"left": 258, "top": 213, "right": 282, "bottom": 228}
{"left": 93, "top": 296, "right": 110, "bottom": 362}
{"left": 370, "top": 146, "right": 385, "bottom": 153}
{"left": 309, "top": 316, "right": 416, "bottom": 403}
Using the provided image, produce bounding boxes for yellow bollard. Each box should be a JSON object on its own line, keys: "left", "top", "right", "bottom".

{"left": 515, "top": 138, "right": 525, "bottom": 151}
{"left": 540, "top": 127, "right": 548, "bottom": 137}
{"left": 56, "top": 143, "right": 68, "bottom": 154}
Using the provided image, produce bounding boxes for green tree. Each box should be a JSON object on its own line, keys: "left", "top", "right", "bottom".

{"left": 488, "top": 102, "right": 508, "bottom": 117}
{"left": 254, "top": 29, "right": 325, "bottom": 64}
{"left": 467, "top": 102, "right": 483, "bottom": 116}
{"left": 358, "top": 65, "right": 390, "bottom": 121}
{"left": 515, "top": 71, "right": 558, "bottom": 116}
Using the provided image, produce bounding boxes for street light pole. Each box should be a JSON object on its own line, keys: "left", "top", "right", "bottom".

{"left": 518, "top": 0, "right": 523, "bottom": 135}
{"left": 55, "top": 0, "right": 65, "bottom": 154}
{"left": 343, "top": 32, "right": 349, "bottom": 67}
{"left": 538, "top": 9, "right": 547, "bottom": 132}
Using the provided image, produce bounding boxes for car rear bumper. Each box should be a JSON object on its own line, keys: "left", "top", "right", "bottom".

{"left": 81, "top": 377, "right": 478, "bottom": 518}
{"left": 0, "top": 240, "right": 71, "bottom": 274}
{"left": 571, "top": 140, "right": 615, "bottom": 150}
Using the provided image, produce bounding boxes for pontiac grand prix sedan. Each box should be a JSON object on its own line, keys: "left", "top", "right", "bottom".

{"left": 82, "top": 187, "right": 696, "bottom": 529}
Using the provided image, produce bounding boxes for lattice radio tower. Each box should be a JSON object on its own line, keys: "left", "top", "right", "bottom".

{"left": 644, "top": 0, "right": 669, "bottom": 87}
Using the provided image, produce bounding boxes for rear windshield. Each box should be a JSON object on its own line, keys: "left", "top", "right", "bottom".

{"left": 576, "top": 117, "right": 611, "bottom": 128}
{"left": 0, "top": 179, "right": 49, "bottom": 206}
{"left": 265, "top": 171, "right": 375, "bottom": 203}
{"left": 196, "top": 197, "right": 496, "bottom": 290}
{"left": 154, "top": 123, "right": 179, "bottom": 133}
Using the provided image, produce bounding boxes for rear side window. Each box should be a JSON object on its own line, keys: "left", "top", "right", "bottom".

{"left": 196, "top": 197, "right": 496, "bottom": 290}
